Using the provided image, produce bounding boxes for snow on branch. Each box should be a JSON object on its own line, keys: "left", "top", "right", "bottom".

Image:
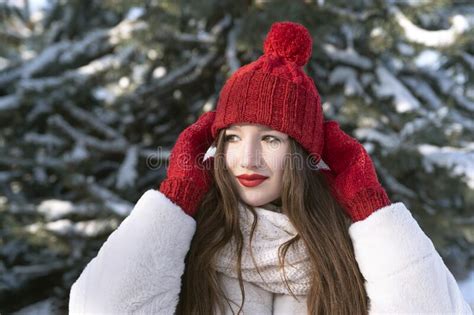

{"left": 390, "top": 6, "right": 470, "bottom": 48}
{"left": 419, "top": 68, "right": 474, "bottom": 112}
{"left": 226, "top": 19, "right": 241, "bottom": 74}
{"left": 86, "top": 182, "right": 133, "bottom": 217}
{"left": 373, "top": 65, "right": 421, "bottom": 113}
{"left": 328, "top": 66, "right": 370, "bottom": 101}
{"left": 176, "top": 51, "right": 217, "bottom": 86}
{"left": 319, "top": 4, "right": 376, "bottom": 21}
{"left": 116, "top": 146, "right": 138, "bottom": 190}
{"left": 322, "top": 43, "right": 373, "bottom": 70}
{"left": 354, "top": 127, "right": 401, "bottom": 152}
{"left": 153, "top": 14, "right": 231, "bottom": 45}
{"left": 37, "top": 199, "right": 103, "bottom": 221}
{"left": 398, "top": 107, "right": 448, "bottom": 140}
{"left": 48, "top": 115, "right": 128, "bottom": 153}
{"left": 372, "top": 158, "right": 417, "bottom": 199}
{"left": 0, "top": 95, "right": 20, "bottom": 112}
{"left": 108, "top": 18, "right": 147, "bottom": 45}
{"left": 418, "top": 144, "right": 474, "bottom": 190}
{"left": 460, "top": 52, "right": 474, "bottom": 71}
{"left": 402, "top": 76, "right": 443, "bottom": 110}
{"left": 0, "top": 19, "right": 145, "bottom": 87}
{"left": 26, "top": 218, "right": 119, "bottom": 238}
{"left": 57, "top": 101, "right": 125, "bottom": 140}
{"left": 140, "top": 49, "right": 217, "bottom": 96}
{"left": 24, "top": 132, "right": 66, "bottom": 147}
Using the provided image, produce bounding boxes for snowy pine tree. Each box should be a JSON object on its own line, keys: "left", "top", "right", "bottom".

{"left": 0, "top": 0, "right": 473, "bottom": 312}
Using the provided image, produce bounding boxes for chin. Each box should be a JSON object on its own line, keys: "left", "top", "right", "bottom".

{"left": 240, "top": 197, "right": 272, "bottom": 208}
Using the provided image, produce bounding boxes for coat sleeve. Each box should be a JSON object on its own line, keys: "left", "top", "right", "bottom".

{"left": 348, "top": 202, "right": 473, "bottom": 315}
{"left": 69, "top": 189, "right": 196, "bottom": 314}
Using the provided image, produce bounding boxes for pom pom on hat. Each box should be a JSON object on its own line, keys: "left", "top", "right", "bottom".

{"left": 263, "top": 21, "right": 313, "bottom": 67}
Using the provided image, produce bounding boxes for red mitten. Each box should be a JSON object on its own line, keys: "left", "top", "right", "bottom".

{"left": 158, "top": 111, "right": 216, "bottom": 217}
{"left": 320, "top": 120, "right": 391, "bottom": 222}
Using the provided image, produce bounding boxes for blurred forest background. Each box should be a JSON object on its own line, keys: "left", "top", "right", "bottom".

{"left": 0, "top": 0, "right": 473, "bottom": 313}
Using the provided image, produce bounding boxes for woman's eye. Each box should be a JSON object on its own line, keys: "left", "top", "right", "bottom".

{"left": 224, "top": 135, "right": 280, "bottom": 143}
{"left": 224, "top": 135, "right": 238, "bottom": 142}
{"left": 263, "top": 135, "right": 280, "bottom": 143}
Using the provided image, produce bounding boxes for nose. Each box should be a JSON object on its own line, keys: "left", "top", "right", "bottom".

{"left": 240, "top": 138, "right": 263, "bottom": 169}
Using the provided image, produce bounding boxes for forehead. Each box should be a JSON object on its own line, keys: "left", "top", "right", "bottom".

{"left": 227, "top": 123, "right": 274, "bottom": 131}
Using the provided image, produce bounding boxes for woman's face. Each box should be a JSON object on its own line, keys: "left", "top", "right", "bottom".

{"left": 224, "top": 123, "right": 290, "bottom": 207}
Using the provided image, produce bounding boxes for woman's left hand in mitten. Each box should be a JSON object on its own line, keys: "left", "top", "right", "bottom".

{"left": 158, "top": 111, "right": 216, "bottom": 217}
{"left": 319, "top": 120, "right": 391, "bottom": 222}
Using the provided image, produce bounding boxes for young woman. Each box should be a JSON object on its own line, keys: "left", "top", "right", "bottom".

{"left": 69, "top": 22, "right": 472, "bottom": 314}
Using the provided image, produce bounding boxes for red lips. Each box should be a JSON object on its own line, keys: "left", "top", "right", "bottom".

{"left": 236, "top": 173, "right": 269, "bottom": 187}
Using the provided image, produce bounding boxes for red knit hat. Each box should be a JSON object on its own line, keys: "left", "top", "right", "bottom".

{"left": 211, "top": 21, "right": 323, "bottom": 163}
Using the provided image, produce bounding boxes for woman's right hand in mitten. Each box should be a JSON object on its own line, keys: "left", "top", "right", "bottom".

{"left": 319, "top": 120, "right": 391, "bottom": 222}
{"left": 158, "top": 111, "right": 216, "bottom": 217}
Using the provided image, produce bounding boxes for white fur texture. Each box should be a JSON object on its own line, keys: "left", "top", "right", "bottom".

{"left": 349, "top": 202, "right": 473, "bottom": 314}
{"left": 69, "top": 189, "right": 196, "bottom": 314}
{"left": 69, "top": 192, "right": 472, "bottom": 314}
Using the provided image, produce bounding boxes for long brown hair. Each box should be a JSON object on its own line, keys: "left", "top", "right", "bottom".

{"left": 175, "top": 127, "right": 369, "bottom": 314}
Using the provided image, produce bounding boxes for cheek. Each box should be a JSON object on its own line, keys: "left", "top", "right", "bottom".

{"left": 271, "top": 157, "right": 286, "bottom": 189}
{"left": 224, "top": 146, "right": 239, "bottom": 170}
{"left": 270, "top": 160, "right": 285, "bottom": 183}
{"left": 263, "top": 144, "right": 288, "bottom": 172}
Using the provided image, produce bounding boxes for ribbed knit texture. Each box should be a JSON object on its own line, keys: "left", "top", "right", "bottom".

{"left": 321, "top": 120, "right": 392, "bottom": 222}
{"left": 347, "top": 187, "right": 391, "bottom": 222}
{"left": 211, "top": 21, "right": 324, "bottom": 163}
{"left": 158, "top": 112, "right": 215, "bottom": 217}
{"left": 159, "top": 177, "right": 210, "bottom": 217}
{"left": 213, "top": 202, "right": 312, "bottom": 295}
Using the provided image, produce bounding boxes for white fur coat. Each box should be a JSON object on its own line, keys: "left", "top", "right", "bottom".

{"left": 69, "top": 189, "right": 473, "bottom": 314}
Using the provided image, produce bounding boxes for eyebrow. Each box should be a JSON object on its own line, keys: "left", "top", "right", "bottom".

{"left": 228, "top": 125, "right": 273, "bottom": 131}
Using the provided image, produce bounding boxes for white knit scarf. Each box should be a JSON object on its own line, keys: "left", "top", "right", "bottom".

{"left": 213, "top": 202, "right": 312, "bottom": 295}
